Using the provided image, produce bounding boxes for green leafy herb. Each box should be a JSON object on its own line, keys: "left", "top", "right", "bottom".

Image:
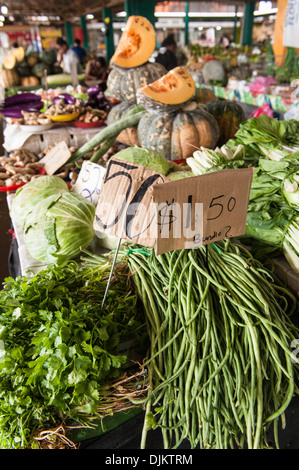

{"left": 0, "top": 259, "right": 146, "bottom": 448}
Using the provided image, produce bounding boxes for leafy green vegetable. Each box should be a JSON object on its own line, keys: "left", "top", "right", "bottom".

{"left": 187, "top": 144, "right": 244, "bottom": 175}
{"left": 186, "top": 134, "right": 299, "bottom": 266}
{"left": 23, "top": 191, "right": 95, "bottom": 265}
{"left": 282, "top": 173, "right": 299, "bottom": 209}
{"left": 0, "top": 259, "right": 146, "bottom": 448}
{"left": 167, "top": 170, "right": 194, "bottom": 181}
{"left": 112, "top": 146, "right": 170, "bottom": 176}
{"left": 10, "top": 176, "right": 69, "bottom": 228}
{"left": 228, "top": 115, "right": 299, "bottom": 161}
{"left": 283, "top": 216, "right": 299, "bottom": 273}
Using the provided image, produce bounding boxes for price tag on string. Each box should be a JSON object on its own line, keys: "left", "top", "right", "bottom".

{"left": 152, "top": 167, "right": 254, "bottom": 255}
{"left": 72, "top": 161, "right": 106, "bottom": 206}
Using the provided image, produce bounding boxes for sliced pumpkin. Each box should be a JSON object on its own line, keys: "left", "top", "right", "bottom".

{"left": 3, "top": 54, "right": 17, "bottom": 70}
{"left": 138, "top": 67, "right": 196, "bottom": 106}
{"left": 12, "top": 46, "right": 25, "bottom": 63}
{"left": 110, "top": 15, "right": 156, "bottom": 68}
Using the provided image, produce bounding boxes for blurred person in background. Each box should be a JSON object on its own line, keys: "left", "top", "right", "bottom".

{"left": 56, "top": 37, "right": 81, "bottom": 74}
{"left": 72, "top": 38, "right": 87, "bottom": 66}
{"left": 154, "top": 35, "right": 178, "bottom": 71}
{"left": 85, "top": 56, "right": 109, "bottom": 81}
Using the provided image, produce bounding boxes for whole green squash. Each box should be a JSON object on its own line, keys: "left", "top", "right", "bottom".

{"left": 203, "top": 100, "right": 245, "bottom": 146}
{"left": 137, "top": 107, "right": 219, "bottom": 161}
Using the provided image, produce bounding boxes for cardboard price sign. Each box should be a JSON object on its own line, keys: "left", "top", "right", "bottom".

{"left": 153, "top": 167, "right": 254, "bottom": 255}
{"left": 93, "top": 158, "right": 169, "bottom": 247}
{"left": 39, "top": 141, "right": 71, "bottom": 175}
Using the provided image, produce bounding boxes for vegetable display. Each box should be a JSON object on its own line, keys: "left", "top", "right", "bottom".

{"left": 137, "top": 105, "right": 219, "bottom": 161}
{"left": 0, "top": 258, "right": 147, "bottom": 449}
{"left": 136, "top": 67, "right": 196, "bottom": 110}
{"left": 0, "top": 92, "right": 43, "bottom": 119}
{"left": 23, "top": 191, "right": 95, "bottom": 264}
{"left": 123, "top": 241, "right": 299, "bottom": 449}
{"left": 107, "top": 62, "right": 167, "bottom": 105}
{"left": 112, "top": 146, "right": 170, "bottom": 176}
{"left": 106, "top": 102, "right": 141, "bottom": 146}
{"left": 10, "top": 175, "right": 69, "bottom": 227}
{"left": 187, "top": 116, "right": 299, "bottom": 273}
{"left": 0, "top": 150, "right": 45, "bottom": 188}
{"left": 10, "top": 176, "right": 96, "bottom": 264}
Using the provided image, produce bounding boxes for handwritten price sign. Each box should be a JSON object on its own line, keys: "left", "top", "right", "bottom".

{"left": 93, "top": 158, "right": 254, "bottom": 255}
{"left": 93, "top": 158, "right": 169, "bottom": 247}
{"left": 153, "top": 168, "right": 254, "bottom": 255}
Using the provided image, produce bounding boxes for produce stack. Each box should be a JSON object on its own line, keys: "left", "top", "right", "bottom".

{"left": 1, "top": 47, "right": 62, "bottom": 89}
{"left": 106, "top": 15, "right": 167, "bottom": 146}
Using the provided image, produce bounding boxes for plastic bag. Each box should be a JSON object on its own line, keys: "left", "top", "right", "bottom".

{"left": 249, "top": 103, "right": 275, "bottom": 118}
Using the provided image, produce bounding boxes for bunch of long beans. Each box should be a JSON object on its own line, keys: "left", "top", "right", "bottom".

{"left": 123, "top": 240, "right": 299, "bottom": 449}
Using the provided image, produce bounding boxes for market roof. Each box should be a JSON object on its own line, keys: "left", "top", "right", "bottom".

{"left": 3, "top": 0, "right": 259, "bottom": 25}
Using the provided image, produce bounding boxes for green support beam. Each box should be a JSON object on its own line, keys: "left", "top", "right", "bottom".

{"left": 65, "top": 21, "right": 73, "bottom": 47}
{"left": 102, "top": 8, "right": 115, "bottom": 62}
{"left": 242, "top": 2, "right": 255, "bottom": 46}
{"left": 233, "top": 6, "right": 238, "bottom": 43}
{"left": 124, "top": 0, "right": 156, "bottom": 26}
{"left": 184, "top": 2, "right": 189, "bottom": 46}
{"left": 80, "top": 16, "right": 89, "bottom": 51}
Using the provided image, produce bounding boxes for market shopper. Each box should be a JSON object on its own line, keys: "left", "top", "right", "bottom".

{"left": 154, "top": 35, "right": 178, "bottom": 71}
{"left": 56, "top": 37, "right": 81, "bottom": 74}
{"left": 72, "top": 38, "right": 87, "bottom": 66}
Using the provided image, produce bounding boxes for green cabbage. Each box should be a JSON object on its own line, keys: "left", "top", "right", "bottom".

{"left": 24, "top": 191, "right": 95, "bottom": 264}
{"left": 112, "top": 146, "right": 170, "bottom": 176}
{"left": 10, "top": 176, "right": 69, "bottom": 227}
{"left": 167, "top": 171, "right": 194, "bottom": 181}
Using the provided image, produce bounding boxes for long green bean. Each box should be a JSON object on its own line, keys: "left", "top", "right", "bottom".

{"left": 120, "top": 239, "right": 299, "bottom": 449}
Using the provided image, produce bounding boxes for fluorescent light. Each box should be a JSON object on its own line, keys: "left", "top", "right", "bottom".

{"left": 254, "top": 7, "right": 278, "bottom": 15}
{"left": 116, "top": 11, "right": 126, "bottom": 17}
{"left": 155, "top": 11, "right": 186, "bottom": 17}
{"left": 189, "top": 11, "right": 243, "bottom": 18}
{"left": 0, "top": 21, "right": 4, "bottom": 26}
{"left": 86, "top": 14, "right": 94, "bottom": 19}
{"left": 1, "top": 6, "right": 8, "bottom": 15}
{"left": 154, "top": 11, "right": 243, "bottom": 18}
{"left": 0, "top": 15, "right": 4, "bottom": 21}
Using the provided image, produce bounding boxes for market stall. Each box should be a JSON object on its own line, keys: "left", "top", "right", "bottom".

{"left": 1, "top": 14, "right": 299, "bottom": 452}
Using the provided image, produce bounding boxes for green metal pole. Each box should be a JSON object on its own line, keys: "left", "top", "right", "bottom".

{"left": 233, "top": 6, "right": 238, "bottom": 43}
{"left": 80, "top": 16, "right": 89, "bottom": 51}
{"left": 184, "top": 1, "right": 189, "bottom": 47}
{"left": 65, "top": 21, "right": 73, "bottom": 47}
{"left": 102, "top": 8, "right": 115, "bottom": 62}
{"left": 242, "top": 1, "right": 255, "bottom": 46}
{"left": 124, "top": 0, "right": 135, "bottom": 19}
{"left": 124, "top": 0, "right": 156, "bottom": 26}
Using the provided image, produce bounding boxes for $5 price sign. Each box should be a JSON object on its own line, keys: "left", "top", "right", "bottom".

{"left": 94, "top": 158, "right": 169, "bottom": 248}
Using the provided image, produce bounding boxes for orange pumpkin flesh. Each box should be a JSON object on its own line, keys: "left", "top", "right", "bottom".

{"left": 110, "top": 16, "right": 156, "bottom": 68}
{"left": 139, "top": 67, "right": 196, "bottom": 105}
